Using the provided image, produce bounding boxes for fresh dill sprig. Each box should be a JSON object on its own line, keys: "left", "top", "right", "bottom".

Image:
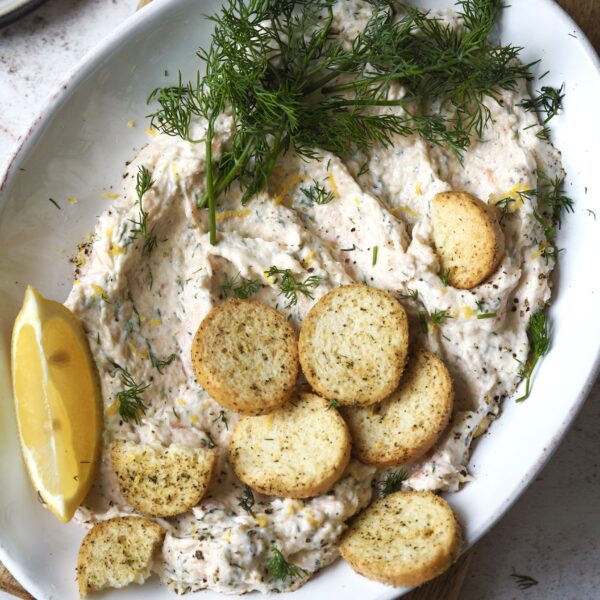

{"left": 534, "top": 211, "right": 556, "bottom": 241}
{"left": 495, "top": 196, "right": 517, "bottom": 221}
{"left": 429, "top": 309, "right": 453, "bottom": 328}
{"left": 510, "top": 572, "right": 539, "bottom": 590}
{"left": 357, "top": 162, "right": 369, "bottom": 178}
{"left": 495, "top": 187, "right": 536, "bottom": 221}
{"left": 439, "top": 268, "right": 451, "bottom": 286}
{"left": 129, "top": 165, "right": 157, "bottom": 254}
{"left": 238, "top": 485, "right": 256, "bottom": 517}
{"left": 148, "top": 0, "right": 534, "bottom": 244}
{"left": 379, "top": 469, "right": 409, "bottom": 496}
{"left": 222, "top": 273, "right": 261, "bottom": 299}
{"left": 399, "top": 289, "right": 420, "bottom": 304}
{"left": 400, "top": 288, "right": 452, "bottom": 334}
{"left": 520, "top": 84, "right": 565, "bottom": 123}
{"left": 143, "top": 233, "right": 158, "bottom": 256}
{"left": 136, "top": 166, "right": 153, "bottom": 199}
{"left": 266, "top": 545, "right": 303, "bottom": 582}
{"left": 115, "top": 367, "right": 150, "bottom": 423}
{"left": 536, "top": 170, "right": 574, "bottom": 228}
{"left": 150, "top": 351, "right": 177, "bottom": 374}
{"left": 535, "top": 126, "right": 551, "bottom": 141}
{"left": 327, "top": 399, "right": 341, "bottom": 410}
{"left": 265, "top": 266, "right": 320, "bottom": 307}
{"left": 213, "top": 409, "right": 229, "bottom": 430}
{"left": 516, "top": 310, "right": 550, "bottom": 403}
{"left": 300, "top": 181, "right": 334, "bottom": 205}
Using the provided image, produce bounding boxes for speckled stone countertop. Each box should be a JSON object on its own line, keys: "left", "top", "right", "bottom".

{"left": 0, "top": 2, "right": 599, "bottom": 599}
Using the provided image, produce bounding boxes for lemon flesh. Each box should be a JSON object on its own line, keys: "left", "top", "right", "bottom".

{"left": 11, "top": 286, "right": 103, "bottom": 522}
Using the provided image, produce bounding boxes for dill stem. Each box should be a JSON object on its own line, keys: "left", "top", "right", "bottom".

{"left": 206, "top": 115, "right": 217, "bottom": 245}
{"left": 322, "top": 75, "right": 393, "bottom": 94}
{"left": 198, "top": 137, "right": 255, "bottom": 209}
{"left": 516, "top": 356, "right": 537, "bottom": 403}
{"left": 326, "top": 98, "right": 409, "bottom": 109}
{"left": 303, "top": 68, "right": 346, "bottom": 95}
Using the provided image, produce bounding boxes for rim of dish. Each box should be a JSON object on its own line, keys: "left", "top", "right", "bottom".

{"left": 0, "top": 0, "right": 49, "bottom": 28}
{"left": 0, "top": 1, "right": 599, "bottom": 598}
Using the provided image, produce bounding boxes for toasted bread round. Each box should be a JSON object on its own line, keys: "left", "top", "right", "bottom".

{"left": 77, "top": 516, "right": 165, "bottom": 597}
{"left": 110, "top": 442, "right": 215, "bottom": 517}
{"left": 191, "top": 299, "right": 299, "bottom": 415}
{"left": 343, "top": 351, "right": 453, "bottom": 466}
{"left": 339, "top": 491, "right": 462, "bottom": 587}
{"left": 229, "top": 392, "right": 351, "bottom": 498}
{"left": 298, "top": 285, "right": 409, "bottom": 406}
{"left": 432, "top": 191, "right": 505, "bottom": 289}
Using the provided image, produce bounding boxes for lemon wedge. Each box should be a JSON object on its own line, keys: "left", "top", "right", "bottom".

{"left": 11, "top": 286, "right": 103, "bottom": 522}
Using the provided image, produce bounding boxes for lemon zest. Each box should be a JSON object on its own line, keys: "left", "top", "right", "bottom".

{"left": 108, "top": 244, "right": 126, "bottom": 256}
{"left": 215, "top": 208, "right": 251, "bottom": 222}
{"left": 304, "top": 509, "right": 319, "bottom": 527}
{"left": 256, "top": 515, "right": 268, "bottom": 528}
{"left": 489, "top": 183, "right": 534, "bottom": 213}
{"left": 327, "top": 172, "right": 340, "bottom": 200}
{"left": 301, "top": 250, "right": 317, "bottom": 269}
{"left": 106, "top": 401, "right": 119, "bottom": 417}
{"left": 128, "top": 341, "right": 148, "bottom": 359}
{"left": 392, "top": 205, "right": 421, "bottom": 219}
{"left": 461, "top": 305, "right": 477, "bottom": 319}
{"left": 274, "top": 173, "right": 305, "bottom": 205}
{"left": 91, "top": 284, "right": 107, "bottom": 298}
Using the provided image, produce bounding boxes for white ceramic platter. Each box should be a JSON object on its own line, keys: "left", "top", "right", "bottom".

{"left": 0, "top": 1, "right": 599, "bottom": 599}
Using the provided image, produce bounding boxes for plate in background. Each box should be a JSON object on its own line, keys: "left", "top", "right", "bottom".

{"left": 0, "top": 0, "right": 47, "bottom": 27}
{"left": 0, "top": 0, "right": 599, "bottom": 599}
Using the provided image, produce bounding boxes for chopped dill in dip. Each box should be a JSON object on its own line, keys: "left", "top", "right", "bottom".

{"left": 66, "top": 0, "right": 569, "bottom": 593}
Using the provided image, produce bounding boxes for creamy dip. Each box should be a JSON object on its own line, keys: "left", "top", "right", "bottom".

{"left": 67, "top": 0, "right": 563, "bottom": 594}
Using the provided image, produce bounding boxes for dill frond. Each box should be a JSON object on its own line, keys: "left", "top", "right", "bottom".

{"left": 516, "top": 310, "right": 550, "bottom": 402}
{"left": 266, "top": 545, "right": 303, "bottom": 581}
{"left": 300, "top": 181, "right": 334, "bottom": 205}
{"left": 148, "top": 0, "right": 535, "bottom": 243}
{"left": 222, "top": 273, "right": 261, "bottom": 299}
{"left": 379, "top": 469, "right": 409, "bottom": 495}
{"left": 116, "top": 367, "right": 150, "bottom": 423}
{"left": 265, "top": 266, "right": 320, "bottom": 307}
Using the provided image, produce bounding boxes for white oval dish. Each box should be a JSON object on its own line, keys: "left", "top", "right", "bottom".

{"left": 0, "top": 1, "right": 599, "bottom": 599}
